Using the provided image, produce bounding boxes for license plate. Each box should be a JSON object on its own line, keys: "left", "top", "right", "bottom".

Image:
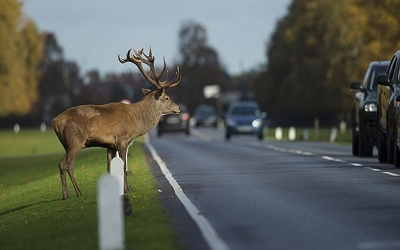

{"left": 238, "top": 126, "right": 252, "bottom": 132}
{"left": 166, "top": 116, "right": 180, "bottom": 124}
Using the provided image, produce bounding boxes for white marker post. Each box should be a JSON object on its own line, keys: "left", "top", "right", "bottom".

{"left": 110, "top": 154, "right": 125, "bottom": 196}
{"left": 288, "top": 126, "right": 296, "bottom": 141}
{"left": 97, "top": 174, "right": 124, "bottom": 250}
{"left": 275, "top": 127, "right": 283, "bottom": 140}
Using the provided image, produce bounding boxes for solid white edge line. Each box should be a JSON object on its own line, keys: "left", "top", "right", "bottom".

{"left": 143, "top": 134, "right": 230, "bottom": 250}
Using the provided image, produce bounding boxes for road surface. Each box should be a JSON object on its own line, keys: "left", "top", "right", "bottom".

{"left": 143, "top": 127, "right": 400, "bottom": 250}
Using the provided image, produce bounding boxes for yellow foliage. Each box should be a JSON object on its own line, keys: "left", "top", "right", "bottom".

{"left": 0, "top": 0, "right": 44, "bottom": 117}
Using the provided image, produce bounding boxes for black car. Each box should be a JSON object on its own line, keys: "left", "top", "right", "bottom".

{"left": 193, "top": 105, "right": 218, "bottom": 127}
{"left": 350, "top": 61, "right": 389, "bottom": 157}
{"left": 157, "top": 104, "right": 190, "bottom": 137}
{"left": 377, "top": 50, "right": 400, "bottom": 166}
{"left": 224, "top": 101, "right": 266, "bottom": 140}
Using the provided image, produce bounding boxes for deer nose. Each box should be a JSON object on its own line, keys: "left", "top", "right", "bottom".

{"left": 174, "top": 107, "right": 181, "bottom": 114}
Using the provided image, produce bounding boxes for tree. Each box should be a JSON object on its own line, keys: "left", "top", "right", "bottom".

{"left": 39, "top": 33, "right": 81, "bottom": 122}
{"left": 175, "top": 20, "right": 230, "bottom": 113}
{"left": 0, "top": 0, "right": 44, "bottom": 117}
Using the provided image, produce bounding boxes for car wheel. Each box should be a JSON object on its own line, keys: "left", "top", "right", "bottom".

{"left": 358, "top": 135, "right": 373, "bottom": 157}
{"left": 394, "top": 141, "right": 400, "bottom": 168}
{"left": 225, "top": 131, "right": 231, "bottom": 140}
{"left": 352, "top": 127, "right": 359, "bottom": 156}
{"left": 185, "top": 128, "right": 190, "bottom": 136}
{"left": 387, "top": 133, "right": 395, "bottom": 164}
{"left": 258, "top": 132, "right": 264, "bottom": 141}
{"left": 377, "top": 126, "right": 387, "bottom": 163}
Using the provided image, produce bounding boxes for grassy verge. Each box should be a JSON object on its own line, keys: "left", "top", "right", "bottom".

{"left": 0, "top": 129, "right": 179, "bottom": 250}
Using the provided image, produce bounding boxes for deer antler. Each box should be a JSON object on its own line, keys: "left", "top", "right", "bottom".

{"left": 118, "top": 47, "right": 181, "bottom": 89}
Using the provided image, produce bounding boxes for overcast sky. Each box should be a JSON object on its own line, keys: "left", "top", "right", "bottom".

{"left": 22, "top": 0, "right": 291, "bottom": 77}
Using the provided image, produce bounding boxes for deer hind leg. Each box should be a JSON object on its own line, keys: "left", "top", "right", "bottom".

{"left": 59, "top": 149, "right": 81, "bottom": 199}
{"left": 59, "top": 155, "right": 69, "bottom": 199}
{"left": 67, "top": 167, "right": 82, "bottom": 198}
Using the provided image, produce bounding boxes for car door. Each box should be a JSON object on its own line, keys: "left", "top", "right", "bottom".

{"left": 378, "top": 55, "right": 397, "bottom": 133}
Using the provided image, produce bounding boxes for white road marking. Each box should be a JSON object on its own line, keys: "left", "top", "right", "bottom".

{"left": 144, "top": 134, "right": 230, "bottom": 250}
{"left": 364, "top": 167, "right": 381, "bottom": 172}
{"left": 382, "top": 171, "right": 400, "bottom": 177}
{"left": 191, "top": 128, "right": 400, "bottom": 178}
{"left": 357, "top": 240, "right": 400, "bottom": 249}
{"left": 191, "top": 129, "right": 213, "bottom": 142}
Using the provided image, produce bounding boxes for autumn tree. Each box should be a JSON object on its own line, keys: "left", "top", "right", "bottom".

{"left": 254, "top": 0, "right": 400, "bottom": 126}
{"left": 0, "top": 0, "right": 44, "bottom": 117}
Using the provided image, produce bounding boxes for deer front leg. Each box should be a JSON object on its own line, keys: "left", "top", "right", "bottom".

{"left": 107, "top": 148, "right": 117, "bottom": 172}
{"left": 118, "top": 147, "right": 131, "bottom": 192}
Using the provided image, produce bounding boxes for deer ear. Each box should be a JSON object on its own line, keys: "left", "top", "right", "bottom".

{"left": 142, "top": 88, "right": 151, "bottom": 95}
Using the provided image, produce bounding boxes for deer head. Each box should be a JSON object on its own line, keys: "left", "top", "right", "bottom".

{"left": 118, "top": 47, "right": 181, "bottom": 115}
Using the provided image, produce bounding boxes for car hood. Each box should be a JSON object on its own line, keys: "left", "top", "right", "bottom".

{"left": 365, "top": 91, "right": 377, "bottom": 102}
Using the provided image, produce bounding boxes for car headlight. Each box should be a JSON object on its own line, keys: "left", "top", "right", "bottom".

{"left": 252, "top": 119, "right": 262, "bottom": 127}
{"left": 364, "top": 103, "right": 377, "bottom": 112}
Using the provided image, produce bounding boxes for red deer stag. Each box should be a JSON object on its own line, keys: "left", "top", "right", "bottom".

{"left": 52, "top": 47, "right": 181, "bottom": 199}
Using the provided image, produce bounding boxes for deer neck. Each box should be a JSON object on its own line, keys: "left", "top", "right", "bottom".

{"left": 133, "top": 97, "right": 162, "bottom": 135}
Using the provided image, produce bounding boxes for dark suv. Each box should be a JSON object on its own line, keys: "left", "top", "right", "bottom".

{"left": 157, "top": 104, "right": 190, "bottom": 137}
{"left": 350, "top": 61, "right": 389, "bottom": 156}
{"left": 377, "top": 50, "right": 400, "bottom": 166}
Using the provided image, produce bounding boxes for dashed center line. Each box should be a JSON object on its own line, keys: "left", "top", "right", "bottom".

{"left": 191, "top": 129, "right": 400, "bottom": 178}
{"left": 382, "top": 171, "right": 400, "bottom": 177}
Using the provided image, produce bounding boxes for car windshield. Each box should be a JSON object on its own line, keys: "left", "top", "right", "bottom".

{"left": 230, "top": 106, "right": 259, "bottom": 115}
{"left": 368, "top": 64, "right": 389, "bottom": 91}
{"left": 198, "top": 110, "right": 215, "bottom": 115}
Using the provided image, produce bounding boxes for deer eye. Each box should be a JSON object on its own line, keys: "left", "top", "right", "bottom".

{"left": 165, "top": 96, "right": 169, "bottom": 101}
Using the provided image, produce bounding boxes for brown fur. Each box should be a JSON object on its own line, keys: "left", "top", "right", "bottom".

{"left": 53, "top": 89, "right": 180, "bottom": 199}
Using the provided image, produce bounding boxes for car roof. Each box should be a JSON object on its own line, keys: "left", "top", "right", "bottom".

{"left": 229, "top": 101, "right": 259, "bottom": 107}
{"left": 369, "top": 61, "right": 389, "bottom": 67}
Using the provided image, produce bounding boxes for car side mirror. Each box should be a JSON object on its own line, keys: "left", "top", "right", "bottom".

{"left": 396, "top": 96, "right": 400, "bottom": 108}
{"left": 377, "top": 74, "right": 390, "bottom": 86}
{"left": 350, "top": 82, "right": 363, "bottom": 91}
{"left": 261, "top": 112, "right": 267, "bottom": 119}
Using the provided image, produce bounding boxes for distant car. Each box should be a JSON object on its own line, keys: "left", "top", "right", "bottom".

{"left": 157, "top": 104, "right": 190, "bottom": 137}
{"left": 193, "top": 105, "right": 218, "bottom": 127}
{"left": 224, "top": 101, "right": 266, "bottom": 140}
{"left": 350, "top": 61, "right": 389, "bottom": 157}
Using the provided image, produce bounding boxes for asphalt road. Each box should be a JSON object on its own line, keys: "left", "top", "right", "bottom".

{"left": 143, "top": 127, "right": 400, "bottom": 250}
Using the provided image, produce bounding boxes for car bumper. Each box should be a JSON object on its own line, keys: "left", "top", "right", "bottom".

{"left": 158, "top": 122, "right": 189, "bottom": 132}
{"left": 359, "top": 112, "right": 377, "bottom": 139}
{"left": 226, "top": 125, "right": 263, "bottom": 135}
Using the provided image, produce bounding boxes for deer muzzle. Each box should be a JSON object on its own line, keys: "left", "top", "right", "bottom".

{"left": 173, "top": 106, "right": 181, "bottom": 114}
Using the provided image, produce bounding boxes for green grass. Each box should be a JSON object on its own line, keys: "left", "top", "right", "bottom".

{"left": 0, "top": 129, "right": 180, "bottom": 250}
